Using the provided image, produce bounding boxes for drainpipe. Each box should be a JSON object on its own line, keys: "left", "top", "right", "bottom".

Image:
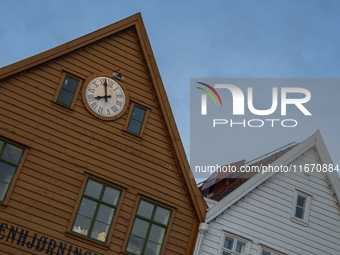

{"left": 193, "top": 222, "right": 209, "bottom": 255}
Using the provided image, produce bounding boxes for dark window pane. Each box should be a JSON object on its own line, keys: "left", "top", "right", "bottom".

{"left": 262, "top": 251, "right": 271, "bottom": 255}
{"left": 102, "top": 186, "right": 120, "bottom": 205}
{"left": 132, "top": 106, "right": 146, "bottom": 122}
{"left": 78, "top": 198, "right": 97, "bottom": 218}
{"left": 154, "top": 207, "right": 171, "bottom": 225}
{"left": 63, "top": 76, "right": 79, "bottom": 93}
{"left": 295, "top": 206, "right": 304, "bottom": 219}
{"left": 224, "top": 236, "right": 234, "bottom": 250}
{"left": 222, "top": 252, "right": 232, "bottom": 255}
{"left": 0, "top": 162, "right": 16, "bottom": 183}
{"left": 126, "top": 235, "right": 145, "bottom": 255}
{"left": 236, "top": 241, "right": 246, "bottom": 254}
{"left": 72, "top": 214, "right": 91, "bottom": 236}
{"left": 297, "top": 195, "right": 306, "bottom": 208}
{"left": 127, "top": 119, "right": 142, "bottom": 135}
{"left": 145, "top": 241, "right": 161, "bottom": 255}
{"left": 131, "top": 218, "right": 149, "bottom": 238}
{"left": 84, "top": 179, "right": 102, "bottom": 199}
{"left": 96, "top": 204, "right": 115, "bottom": 224}
{"left": 91, "top": 221, "right": 110, "bottom": 242}
{"left": 0, "top": 182, "right": 8, "bottom": 201}
{"left": 57, "top": 89, "right": 74, "bottom": 106}
{"left": 148, "top": 225, "right": 165, "bottom": 244}
{"left": 137, "top": 200, "right": 154, "bottom": 219}
{"left": 2, "top": 144, "right": 23, "bottom": 164}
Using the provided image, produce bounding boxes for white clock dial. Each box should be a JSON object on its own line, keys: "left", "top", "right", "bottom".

{"left": 84, "top": 76, "right": 126, "bottom": 118}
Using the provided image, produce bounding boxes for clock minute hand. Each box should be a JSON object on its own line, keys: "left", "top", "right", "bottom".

{"left": 103, "top": 79, "right": 108, "bottom": 102}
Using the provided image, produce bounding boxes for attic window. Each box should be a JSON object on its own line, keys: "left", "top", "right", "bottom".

{"left": 290, "top": 189, "right": 312, "bottom": 225}
{"left": 125, "top": 103, "right": 149, "bottom": 136}
{"left": 54, "top": 73, "right": 82, "bottom": 109}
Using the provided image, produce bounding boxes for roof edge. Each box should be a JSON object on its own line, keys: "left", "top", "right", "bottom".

{"left": 133, "top": 15, "right": 208, "bottom": 222}
{"left": 0, "top": 13, "right": 141, "bottom": 80}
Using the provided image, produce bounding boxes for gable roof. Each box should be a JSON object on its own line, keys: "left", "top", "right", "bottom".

{"left": 202, "top": 144, "right": 297, "bottom": 201}
{"left": 0, "top": 13, "right": 207, "bottom": 222}
{"left": 205, "top": 130, "right": 340, "bottom": 222}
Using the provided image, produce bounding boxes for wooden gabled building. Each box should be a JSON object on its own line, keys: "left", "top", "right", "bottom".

{"left": 0, "top": 13, "right": 207, "bottom": 255}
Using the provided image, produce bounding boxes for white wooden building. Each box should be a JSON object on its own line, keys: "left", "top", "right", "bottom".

{"left": 194, "top": 131, "right": 340, "bottom": 255}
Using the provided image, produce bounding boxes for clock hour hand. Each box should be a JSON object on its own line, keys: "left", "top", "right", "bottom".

{"left": 94, "top": 95, "right": 112, "bottom": 100}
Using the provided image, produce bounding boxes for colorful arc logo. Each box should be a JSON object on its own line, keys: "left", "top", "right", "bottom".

{"left": 197, "top": 82, "right": 222, "bottom": 115}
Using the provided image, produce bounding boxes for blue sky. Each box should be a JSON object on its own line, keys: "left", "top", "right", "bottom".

{"left": 1, "top": 1, "right": 340, "bottom": 180}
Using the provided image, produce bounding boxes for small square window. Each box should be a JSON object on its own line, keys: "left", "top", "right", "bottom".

{"left": 125, "top": 199, "right": 172, "bottom": 255}
{"left": 126, "top": 104, "right": 147, "bottom": 136}
{"left": 54, "top": 73, "right": 82, "bottom": 109}
{"left": 71, "top": 178, "right": 121, "bottom": 243}
{"left": 291, "top": 189, "right": 312, "bottom": 225}
{"left": 221, "top": 234, "right": 248, "bottom": 255}
{"left": 0, "top": 140, "right": 25, "bottom": 203}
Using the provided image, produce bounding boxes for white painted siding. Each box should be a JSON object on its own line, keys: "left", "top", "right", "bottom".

{"left": 199, "top": 147, "right": 340, "bottom": 255}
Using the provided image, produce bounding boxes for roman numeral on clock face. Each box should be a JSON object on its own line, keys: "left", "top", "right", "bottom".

{"left": 90, "top": 101, "right": 98, "bottom": 109}
{"left": 111, "top": 106, "right": 118, "bottom": 112}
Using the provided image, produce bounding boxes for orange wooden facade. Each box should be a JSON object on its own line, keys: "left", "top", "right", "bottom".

{"left": 0, "top": 13, "right": 207, "bottom": 255}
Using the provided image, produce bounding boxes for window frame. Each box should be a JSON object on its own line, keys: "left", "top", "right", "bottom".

{"left": 124, "top": 102, "right": 150, "bottom": 137}
{"left": 124, "top": 198, "right": 173, "bottom": 255}
{"left": 290, "top": 189, "right": 312, "bottom": 225}
{"left": 67, "top": 175, "right": 124, "bottom": 247}
{"left": 53, "top": 72, "right": 83, "bottom": 109}
{"left": 0, "top": 138, "right": 27, "bottom": 208}
{"left": 259, "top": 246, "right": 286, "bottom": 255}
{"left": 220, "top": 232, "right": 250, "bottom": 255}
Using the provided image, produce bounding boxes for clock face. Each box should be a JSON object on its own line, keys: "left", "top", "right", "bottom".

{"left": 83, "top": 76, "right": 127, "bottom": 119}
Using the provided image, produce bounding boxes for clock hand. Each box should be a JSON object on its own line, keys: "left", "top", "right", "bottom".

{"left": 95, "top": 95, "right": 112, "bottom": 100}
{"left": 103, "top": 79, "right": 108, "bottom": 102}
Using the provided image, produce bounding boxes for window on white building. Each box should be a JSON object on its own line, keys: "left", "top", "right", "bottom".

{"left": 221, "top": 234, "right": 248, "bottom": 255}
{"left": 291, "top": 189, "right": 312, "bottom": 225}
{"left": 260, "top": 246, "right": 286, "bottom": 255}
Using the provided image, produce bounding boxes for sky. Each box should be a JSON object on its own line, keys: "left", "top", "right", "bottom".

{"left": 1, "top": 1, "right": 339, "bottom": 182}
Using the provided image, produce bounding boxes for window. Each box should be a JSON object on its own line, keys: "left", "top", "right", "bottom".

{"left": 221, "top": 234, "right": 247, "bottom": 255}
{"left": 55, "top": 73, "right": 81, "bottom": 108}
{"left": 71, "top": 178, "right": 121, "bottom": 243}
{"left": 0, "top": 140, "right": 25, "bottom": 204}
{"left": 291, "top": 189, "right": 311, "bottom": 224}
{"left": 125, "top": 199, "right": 172, "bottom": 255}
{"left": 126, "top": 104, "right": 147, "bottom": 136}
{"left": 260, "top": 247, "right": 285, "bottom": 255}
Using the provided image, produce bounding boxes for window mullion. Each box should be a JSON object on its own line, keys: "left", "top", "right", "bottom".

{"left": 87, "top": 200, "right": 100, "bottom": 239}
{"left": 140, "top": 218, "right": 152, "bottom": 255}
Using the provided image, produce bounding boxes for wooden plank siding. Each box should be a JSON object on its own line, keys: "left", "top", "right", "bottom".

{"left": 199, "top": 147, "right": 340, "bottom": 255}
{"left": 0, "top": 14, "right": 207, "bottom": 255}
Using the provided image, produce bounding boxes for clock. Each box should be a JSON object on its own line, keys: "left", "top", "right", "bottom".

{"left": 82, "top": 74, "right": 129, "bottom": 120}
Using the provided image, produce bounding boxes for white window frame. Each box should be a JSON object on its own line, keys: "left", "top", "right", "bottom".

{"left": 258, "top": 246, "right": 285, "bottom": 255}
{"left": 258, "top": 246, "right": 286, "bottom": 255}
{"left": 219, "top": 232, "right": 250, "bottom": 255}
{"left": 290, "top": 189, "right": 312, "bottom": 226}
